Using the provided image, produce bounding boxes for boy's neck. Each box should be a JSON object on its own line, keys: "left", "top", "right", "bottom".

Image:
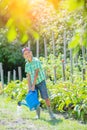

{"left": 28, "top": 56, "right": 33, "bottom": 62}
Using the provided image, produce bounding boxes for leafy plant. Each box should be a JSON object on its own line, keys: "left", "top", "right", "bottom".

{"left": 4, "top": 79, "right": 28, "bottom": 101}
{"left": 3, "top": 78, "right": 87, "bottom": 123}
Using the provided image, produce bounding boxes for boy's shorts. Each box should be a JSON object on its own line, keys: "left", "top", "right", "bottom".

{"left": 35, "top": 80, "right": 49, "bottom": 99}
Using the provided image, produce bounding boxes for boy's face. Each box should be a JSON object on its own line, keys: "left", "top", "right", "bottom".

{"left": 23, "top": 50, "right": 32, "bottom": 61}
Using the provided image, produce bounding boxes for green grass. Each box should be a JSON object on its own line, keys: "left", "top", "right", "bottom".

{"left": 0, "top": 95, "right": 87, "bottom": 130}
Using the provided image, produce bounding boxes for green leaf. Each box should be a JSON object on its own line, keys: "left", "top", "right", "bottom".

{"left": 33, "top": 31, "right": 39, "bottom": 40}
{"left": 6, "top": 18, "right": 14, "bottom": 28}
{"left": 68, "top": 33, "right": 80, "bottom": 48}
{"left": 7, "top": 26, "right": 17, "bottom": 42}
{"left": 21, "top": 33, "right": 28, "bottom": 43}
{"left": 65, "top": 0, "right": 84, "bottom": 11}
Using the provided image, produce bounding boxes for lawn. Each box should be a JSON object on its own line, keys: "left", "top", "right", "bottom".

{"left": 0, "top": 95, "right": 87, "bottom": 130}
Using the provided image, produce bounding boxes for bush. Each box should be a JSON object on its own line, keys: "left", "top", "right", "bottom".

{"left": 4, "top": 78, "right": 87, "bottom": 123}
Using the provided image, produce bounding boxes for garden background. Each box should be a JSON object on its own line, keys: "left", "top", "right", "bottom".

{"left": 0, "top": 0, "right": 87, "bottom": 130}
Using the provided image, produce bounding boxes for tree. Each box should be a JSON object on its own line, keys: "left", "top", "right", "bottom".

{"left": 0, "top": 28, "right": 25, "bottom": 81}
{"left": 0, "top": 0, "right": 87, "bottom": 48}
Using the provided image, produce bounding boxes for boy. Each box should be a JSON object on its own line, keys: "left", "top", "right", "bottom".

{"left": 22, "top": 47, "right": 56, "bottom": 119}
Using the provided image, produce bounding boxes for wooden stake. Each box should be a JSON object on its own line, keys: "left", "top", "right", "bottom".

{"left": 62, "top": 59, "right": 66, "bottom": 81}
{"left": 8, "top": 71, "right": 11, "bottom": 83}
{"left": 0, "top": 63, "right": 4, "bottom": 88}
{"left": 28, "top": 41, "right": 31, "bottom": 49}
{"left": 52, "top": 32, "right": 55, "bottom": 56}
{"left": 18, "top": 67, "right": 22, "bottom": 81}
{"left": 70, "top": 49, "right": 73, "bottom": 83}
{"left": 63, "top": 30, "right": 67, "bottom": 65}
{"left": 1, "top": 69, "right": 4, "bottom": 88}
{"left": 44, "top": 37, "right": 47, "bottom": 58}
{"left": 13, "top": 69, "right": 16, "bottom": 81}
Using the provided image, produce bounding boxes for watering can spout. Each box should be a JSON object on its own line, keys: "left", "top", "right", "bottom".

{"left": 18, "top": 101, "right": 28, "bottom": 107}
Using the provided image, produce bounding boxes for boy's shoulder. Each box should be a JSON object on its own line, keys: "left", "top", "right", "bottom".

{"left": 25, "top": 62, "right": 29, "bottom": 66}
{"left": 25, "top": 57, "right": 40, "bottom": 66}
{"left": 33, "top": 57, "right": 40, "bottom": 62}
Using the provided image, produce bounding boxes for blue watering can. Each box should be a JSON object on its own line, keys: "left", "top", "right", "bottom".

{"left": 18, "top": 90, "right": 40, "bottom": 111}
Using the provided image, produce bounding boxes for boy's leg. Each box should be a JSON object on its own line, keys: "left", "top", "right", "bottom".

{"left": 35, "top": 86, "right": 41, "bottom": 119}
{"left": 37, "top": 80, "right": 56, "bottom": 119}
{"left": 35, "top": 105, "right": 40, "bottom": 119}
{"left": 45, "top": 98, "right": 56, "bottom": 119}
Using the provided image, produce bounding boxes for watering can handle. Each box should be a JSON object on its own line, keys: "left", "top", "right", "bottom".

{"left": 28, "top": 90, "right": 36, "bottom": 93}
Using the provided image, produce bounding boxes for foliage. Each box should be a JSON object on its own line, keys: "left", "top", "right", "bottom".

{"left": 0, "top": 0, "right": 87, "bottom": 47}
{"left": 0, "top": 0, "right": 51, "bottom": 43}
{"left": 39, "top": 54, "right": 87, "bottom": 82}
{"left": 0, "top": 0, "right": 87, "bottom": 57}
{"left": 0, "top": 28, "right": 25, "bottom": 81}
{"left": 0, "top": 0, "right": 87, "bottom": 124}
{"left": 4, "top": 79, "right": 28, "bottom": 101}
{"left": 40, "top": 54, "right": 62, "bottom": 81}
{"left": 47, "top": 79, "right": 87, "bottom": 123}
{"left": 3, "top": 77, "right": 87, "bottom": 123}
{"left": 0, "top": 42, "right": 23, "bottom": 68}
{"left": 0, "top": 0, "right": 39, "bottom": 42}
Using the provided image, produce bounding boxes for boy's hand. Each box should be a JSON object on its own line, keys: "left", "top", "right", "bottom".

{"left": 31, "top": 85, "right": 35, "bottom": 91}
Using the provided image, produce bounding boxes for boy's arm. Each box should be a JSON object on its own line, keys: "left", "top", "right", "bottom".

{"left": 32, "top": 69, "right": 39, "bottom": 91}
{"left": 27, "top": 73, "right": 31, "bottom": 91}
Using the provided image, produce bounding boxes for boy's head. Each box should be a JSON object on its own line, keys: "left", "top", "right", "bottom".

{"left": 22, "top": 47, "right": 30, "bottom": 54}
{"left": 22, "top": 47, "right": 32, "bottom": 61}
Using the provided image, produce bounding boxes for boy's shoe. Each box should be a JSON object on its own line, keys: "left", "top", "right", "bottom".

{"left": 49, "top": 113, "right": 56, "bottom": 120}
{"left": 47, "top": 106, "right": 56, "bottom": 120}
{"left": 34, "top": 115, "right": 40, "bottom": 119}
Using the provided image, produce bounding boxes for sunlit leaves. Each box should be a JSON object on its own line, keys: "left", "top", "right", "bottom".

{"left": 82, "top": 29, "right": 87, "bottom": 47}
{"left": 20, "top": 33, "right": 28, "bottom": 44}
{"left": 47, "top": 0, "right": 61, "bottom": 9}
{"left": 32, "top": 31, "right": 39, "bottom": 39}
{"left": 0, "top": 0, "right": 38, "bottom": 43}
{"left": 6, "top": 18, "right": 14, "bottom": 28}
{"left": 0, "top": 0, "right": 87, "bottom": 46}
{"left": 7, "top": 26, "right": 17, "bottom": 42}
{"left": 68, "top": 26, "right": 87, "bottom": 49}
{"left": 62, "top": 0, "right": 84, "bottom": 11}
{"left": 69, "top": 33, "right": 81, "bottom": 48}
{"left": 47, "top": 0, "right": 85, "bottom": 11}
